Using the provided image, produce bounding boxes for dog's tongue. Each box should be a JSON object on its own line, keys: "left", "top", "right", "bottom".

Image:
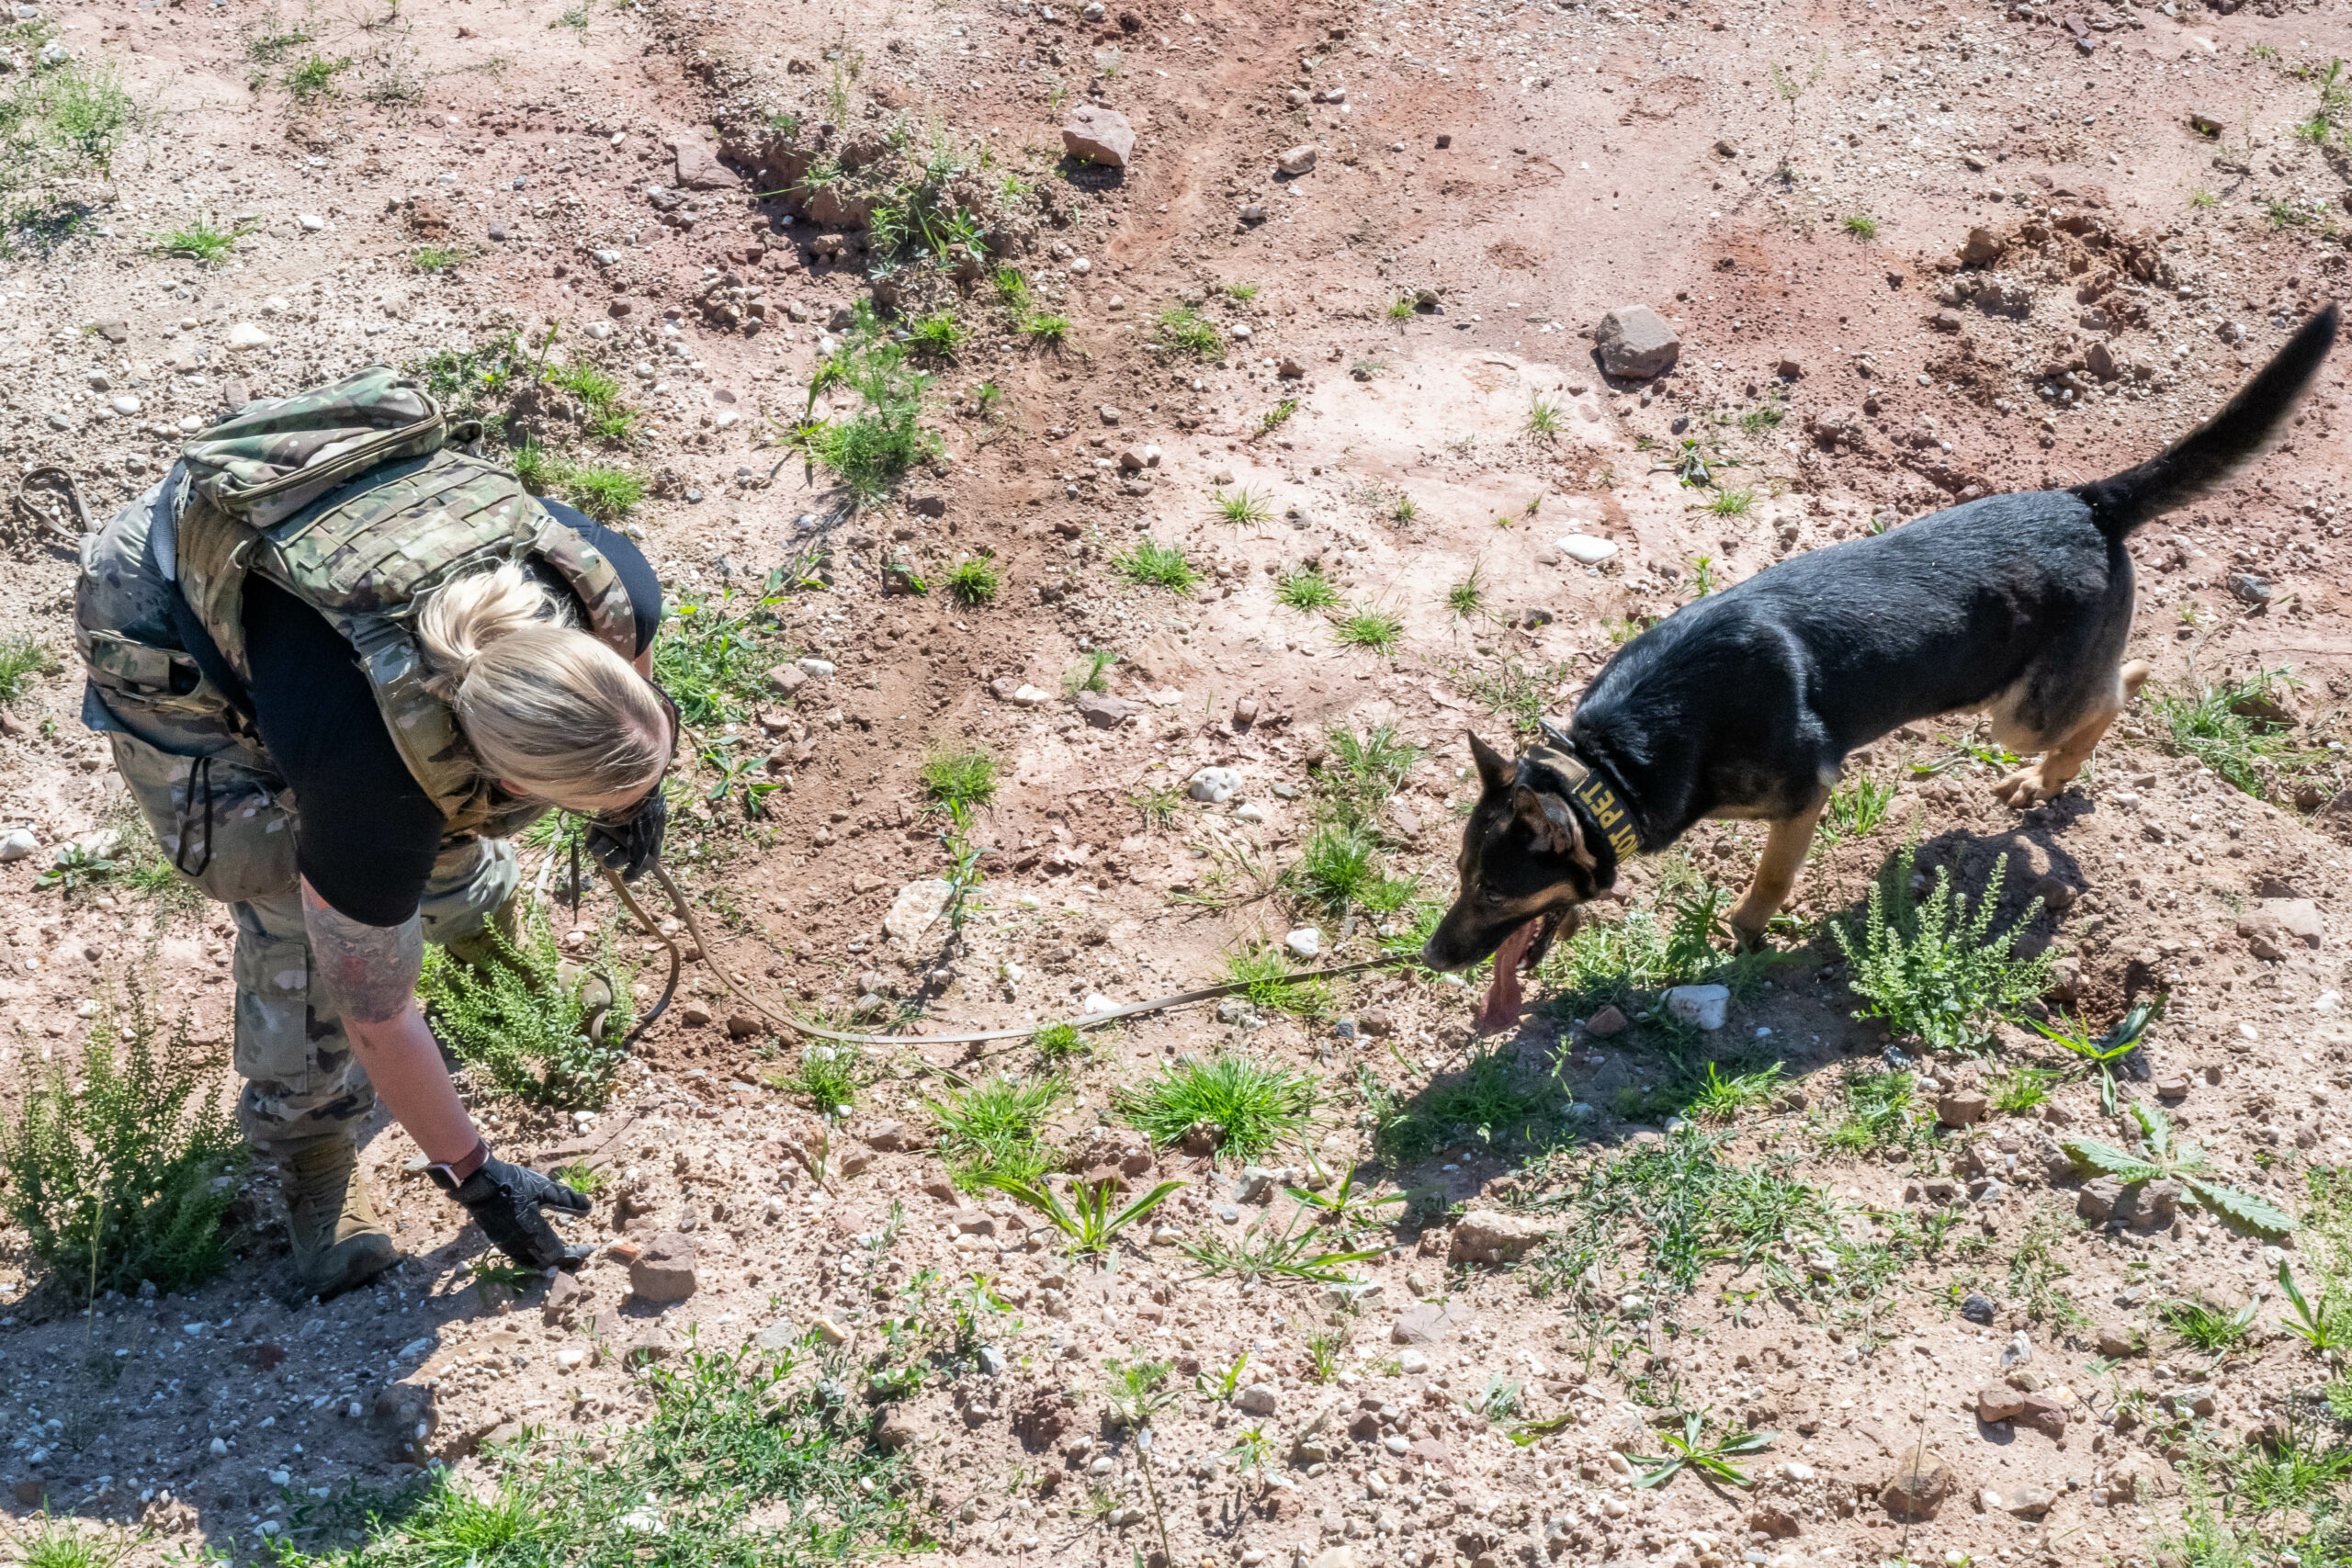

{"left": 1477, "top": 919, "right": 1541, "bottom": 1034}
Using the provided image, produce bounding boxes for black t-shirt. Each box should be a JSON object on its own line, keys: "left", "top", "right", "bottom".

{"left": 239, "top": 500, "right": 660, "bottom": 928}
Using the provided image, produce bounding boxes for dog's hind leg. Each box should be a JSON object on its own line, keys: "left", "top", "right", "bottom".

{"left": 1726, "top": 794, "right": 1829, "bottom": 946}
{"left": 1991, "top": 660, "right": 2150, "bottom": 808}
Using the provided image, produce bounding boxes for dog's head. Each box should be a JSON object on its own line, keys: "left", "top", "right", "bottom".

{"left": 1423, "top": 729, "right": 1621, "bottom": 1025}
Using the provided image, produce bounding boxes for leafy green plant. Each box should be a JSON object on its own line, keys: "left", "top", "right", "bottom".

{"left": 944, "top": 554, "right": 999, "bottom": 606}
{"left": 1834, "top": 844, "right": 2052, "bottom": 1052}
{"left": 1474, "top": 1375, "right": 1526, "bottom": 1422}
{"left": 0, "top": 635, "right": 53, "bottom": 705}
{"left": 1332, "top": 604, "right": 1405, "bottom": 652}
{"left": 1706, "top": 488, "right": 1754, "bottom": 517}
{"left": 1272, "top": 564, "right": 1338, "bottom": 612}
{"left": 1018, "top": 310, "right": 1069, "bottom": 345}
{"left": 1156, "top": 308, "right": 1224, "bottom": 359}
{"left": 1255, "top": 399, "right": 1300, "bottom": 438}
{"left": 1990, "top": 1066, "right": 2059, "bottom": 1116}
{"left": 549, "top": 1159, "right": 611, "bottom": 1196}
{"left": 418, "top": 910, "right": 634, "bottom": 1110}
{"left": 1685, "top": 555, "right": 1721, "bottom": 597}
{"left": 652, "top": 589, "right": 782, "bottom": 727}
{"left": 1114, "top": 539, "right": 1200, "bottom": 592}
{"left": 152, "top": 216, "right": 251, "bottom": 266}
{"left": 927, "top": 1075, "right": 1063, "bottom": 1190}
{"left": 1392, "top": 492, "right": 1419, "bottom": 524}
{"left": 1630, "top": 1411, "right": 1773, "bottom": 1488}
{"left": 1685, "top": 1062, "right": 1784, "bottom": 1122}
{"left": 802, "top": 314, "right": 942, "bottom": 501}
{"left": 1824, "top": 1068, "right": 1917, "bottom": 1154}
{"left": 920, "top": 745, "right": 1000, "bottom": 811}
{"left": 1526, "top": 394, "right": 1562, "bottom": 438}
{"left": 3, "top": 1510, "right": 141, "bottom": 1568}
{"left": 411, "top": 244, "right": 468, "bottom": 274}
{"left": 2026, "top": 998, "right": 2158, "bottom": 1114}
{"left": 907, "top": 309, "right": 968, "bottom": 360}
{"left": 1284, "top": 1166, "right": 1404, "bottom": 1233}
{"left": 1815, "top": 775, "right": 1896, "bottom": 847}
{"left": 2064, "top": 1102, "right": 2295, "bottom": 1235}
{"left": 2278, "top": 1259, "right": 2351, "bottom": 1354}
{"left": 0, "top": 984, "right": 244, "bottom": 1297}
{"left": 1115, "top": 1054, "right": 1317, "bottom": 1162}
{"left": 285, "top": 52, "right": 352, "bottom": 101}
{"left": 2190, "top": 186, "right": 2219, "bottom": 209}
{"left": 978, "top": 1173, "right": 1183, "bottom": 1256}
{"left": 1841, "top": 212, "right": 1880, "bottom": 240}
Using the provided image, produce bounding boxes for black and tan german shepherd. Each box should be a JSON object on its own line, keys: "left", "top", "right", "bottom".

{"left": 1427, "top": 305, "right": 2339, "bottom": 1032}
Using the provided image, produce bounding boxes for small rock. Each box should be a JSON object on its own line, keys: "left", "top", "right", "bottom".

{"left": 628, "top": 1232, "right": 697, "bottom": 1303}
{"left": 1594, "top": 304, "right": 1681, "bottom": 379}
{"left": 1276, "top": 143, "right": 1319, "bottom": 175}
{"left": 1283, "top": 927, "right": 1321, "bottom": 959}
{"left": 1984, "top": 1483, "right": 2056, "bottom": 1517}
{"left": 1075, "top": 693, "right": 1133, "bottom": 729}
{"left": 1449, "top": 1211, "right": 1551, "bottom": 1266}
{"left": 1960, "top": 1292, "right": 1996, "bottom": 1325}
{"left": 1189, "top": 767, "right": 1244, "bottom": 803}
{"left": 298, "top": 213, "right": 326, "bottom": 232}
{"left": 1960, "top": 226, "right": 2006, "bottom": 265}
{"left": 865, "top": 1121, "right": 908, "bottom": 1151}
{"left": 225, "top": 322, "right": 272, "bottom": 351}
{"left": 1937, "top": 1090, "right": 1989, "bottom": 1126}
{"left": 2229, "top": 572, "right": 2274, "bottom": 606}
{"left": 1878, "top": 1446, "right": 1954, "bottom": 1521}
{"left": 1663, "top": 984, "right": 1728, "bottom": 1031}
{"left": 1391, "top": 1302, "right": 1457, "bottom": 1345}
{"left": 0, "top": 829, "right": 36, "bottom": 863}
{"left": 1061, "top": 105, "right": 1136, "bottom": 165}
{"left": 1233, "top": 1383, "right": 1280, "bottom": 1416}
{"left": 2018, "top": 1392, "right": 2070, "bottom": 1438}
{"left": 1557, "top": 535, "right": 1619, "bottom": 565}
{"left": 1585, "top": 1004, "right": 1628, "bottom": 1036}
{"left": 766, "top": 663, "right": 807, "bottom": 696}
{"left": 1976, "top": 1385, "right": 2027, "bottom": 1423}
{"left": 2076, "top": 1177, "right": 2127, "bottom": 1223}
{"left": 875, "top": 1404, "right": 922, "bottom": 1450}
{"left": 885, "top": 879, "right": 954, "bottom": 945}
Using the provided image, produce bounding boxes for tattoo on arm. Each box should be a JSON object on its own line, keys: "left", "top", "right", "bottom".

{"left": 300, "top": 881, "right": 424, "bottom": 1027}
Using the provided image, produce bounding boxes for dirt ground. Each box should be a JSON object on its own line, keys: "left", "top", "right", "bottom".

{"left": 2, "top": 0, "right": 2352, "bottom": 1562}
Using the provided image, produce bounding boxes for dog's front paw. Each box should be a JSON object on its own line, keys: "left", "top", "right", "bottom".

{"left": 1991, "top": 766, "right": 2057, "bottom": 807}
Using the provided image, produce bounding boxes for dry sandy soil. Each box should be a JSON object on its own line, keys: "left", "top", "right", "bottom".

{"left": 1, "top": 0, "right": 2351, "bottom": 1562}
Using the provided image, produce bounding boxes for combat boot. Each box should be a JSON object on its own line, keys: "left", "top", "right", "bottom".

{"left": 279, "top": 1133, "right": 397, "bottom": 1295}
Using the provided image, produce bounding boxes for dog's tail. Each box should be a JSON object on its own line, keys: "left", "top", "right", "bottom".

{"left": 2071, "top": 301, "right": 2338, "bottom": 540}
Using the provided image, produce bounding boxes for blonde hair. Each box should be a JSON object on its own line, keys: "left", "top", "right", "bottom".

{"left": 414, "top": 560, "right": 668, "bottom": 807}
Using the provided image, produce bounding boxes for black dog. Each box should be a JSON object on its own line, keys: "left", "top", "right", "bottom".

{"left": 1427, "top": 304, "right": 2339, "bottom": 1032}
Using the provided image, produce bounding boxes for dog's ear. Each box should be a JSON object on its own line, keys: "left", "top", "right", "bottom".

{"left": 1511, "top": 784, "right": 1598, "bottom": 871}
{"left": 1467, "top": 730, "right": 1512, "bottom": 795}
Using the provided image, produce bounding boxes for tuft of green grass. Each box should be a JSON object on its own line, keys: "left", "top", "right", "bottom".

{"left": 1740, "top": 402, "right": 1787, "bottom": 436}
{"left": 1841, "top": 212, "right": 1880, "bottom": 240}
{"left": 419, "top": 908, "right": 634, "bottom": 1110}
{"left": 1221, "top": 943, "right": 1331, "bottom": 1018}
{"left": 546, "top": 358, "right": 622, "bottom": 410}
{"left": 1114, "top": 1054, "right": 1317, "bottom": 1163}
{"left": 927, "top": 1075, "right": 1064, "bottom": 1190}
{"left": 1392, "top": 492, "right": 1419, "bottom": 524}
{"left": 6, "top": 1511, "right": 141, "bottom": 1568}
{"left": 1018, "top": 310, "right": 1070, "bottom": 345}
{"left": 1527, "top": 393, "right": 1563, "bottom": 438}
{"left": 1030, "top": 1021, "right": 1089, "bottom": 1063}
{"left": 805, "top": 314, "right": 943, "bottom": 500}
{"left": 921, "top": 746, "right": 1000, "bottom": 811}
{"left": 0, "top": 982, "right": 245, "bottom": 1299}
{"left": 2158, "top": 1295, "right": 2259, "bottom": 1354}
{"left": 284, "top": 52, "right": 352, "bottom": 102}
{"left": 1823, "top": 1067, "right": 1918, "bottom": 1154}
{"left": 1063, "top": 648, "right": 1117, "bottom": 695}
{"left": 1331, "top": 604, "right": 1405, "bottom": 653}
{"left": 1255, "top": 398, "right": 1300, "bottom": 438}
{"left": 1157, "top": 307, "right": 1225, "bottom": 360}
{"left": 151, "top": 216, "right": 249, "bottom": 267}
{"left": 2189, "top": 187, "right": 2219, "bottom": 209}
{"left": 1815, "top": 774, "right": 1896, "bottom": 848}
{"left": 766, "top": 1045, "right": 861, "bottom": 1115}
{"left": 1275, "top": 564, "right": 1339, "bottom": 611}
{"left": 1446, "top": 566, "right": 1486, "bottom": 621}
{"left": 411, "top": 244, "right": 468, "bottom": 274}
{"left": 650, "top": 588, "right": 781, "bottom": 728}
{"left": 1214, "top": 487, "right": 1272, "bottom": 525}
{"left": 1226, "top": 282, "right": 1260, "bottom": 302}
{"left": 1364, "top": 1046, "right": 1563, "bottom": 1162}
{"left": 1990, "top": 1065, "right": 2059, "bottom": 1115}
{"left": 944, "top": 554, "right": 1000, "bottom": 606}
{"left": 1834, "top": 841, "right": 2053, "bottom": 1054}
{"left": 1114, "top": 539, "right": 1200, "bottom": 592}
{"left": 1385, "top": 295, "right": 1417, "bottom": 321}
{"left": 559, "top": 462, "right": 646, "bottom": 522}
{"left": 2148, "top": 667, "right": 2310, "bottom": 801}
{"left": 1685, "top": 1062, "right": 1785, "bottom": 1123}
{"left": 1707, "top": 488, "right": 1754, "bottom": 517}
{"left": 0, "top": 635, "right": 56, "bottom": 706}
{"left": 1286, "top": 822, "right": 1414, "bottom": 915}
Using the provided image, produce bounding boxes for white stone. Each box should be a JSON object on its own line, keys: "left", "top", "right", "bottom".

{"left": 1283, "top": 926, "right": 1321, "bottom": 959}
{"left": 1189, "top": 766, "right": 1244, "bottom": 803}
{"left": 1664, "top": 983, "right": 1729, "bottom": 1030}
{"left": 298, "top": 214, "right": 326, "bottom": 231}
{"left": 883, "top": 879, "right": 953, "bottom": 946}
{"left": 0, "top": 829, "right": 36, "bottom": 863}
{"left": 1069, "top": 257, "right": 1091, "bottom": 274}
{"left": 1011, "top": 684, "right": 1052, "bottom": 706}
{"left": 1558, "top": 535, "right": 1619, "bottom": 564}
{"left": 1234, "top": 802, "right": 1265, "bottom": 824}
{"left": 108, "top": 395, "right": 140, "bottom": 416}
{"left": 1232, "top": 1382, "right": 1281, "bottom": 1416}
{"left": 796, "top": 658, "right": 836, "bottom": 678}
{"left": 1081, "top": 992, "right": 1120, "bottom": 1015}
{"left": 1396, "top": 1348, "right": 1429, "bottom": 1374}
{"left": 226, "top": 322, "right": 273, "bottom": 351}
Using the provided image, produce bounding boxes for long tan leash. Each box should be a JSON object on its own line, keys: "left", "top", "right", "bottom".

{"left": 597, "top": 862, "right": 1416, "bottom": 1054}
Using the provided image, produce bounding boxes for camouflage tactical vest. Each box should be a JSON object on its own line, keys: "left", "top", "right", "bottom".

{"left": 174, "top": 366, "right": 639, "bottom": 841}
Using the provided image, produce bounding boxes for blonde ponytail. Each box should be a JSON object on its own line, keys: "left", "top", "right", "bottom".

{"left": 414, "top": 560, "right": 669, "bottom": 809}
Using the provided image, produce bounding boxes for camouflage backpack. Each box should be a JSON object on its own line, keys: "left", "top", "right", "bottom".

{"left": 174, "top": 365, "right": 639, "bottom": 839}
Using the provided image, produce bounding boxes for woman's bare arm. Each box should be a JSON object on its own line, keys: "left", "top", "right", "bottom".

{"left": 300, "top": 877, "right": 483, "bottom": 1168}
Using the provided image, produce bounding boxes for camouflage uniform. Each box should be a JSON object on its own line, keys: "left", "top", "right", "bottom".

{"left": 72, "top": 367, "right": 643, "bottom": 1152}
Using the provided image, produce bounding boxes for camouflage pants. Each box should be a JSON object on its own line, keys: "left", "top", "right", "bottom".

{"left": 74, "top": 477, "right": 517, "bottom": 1153}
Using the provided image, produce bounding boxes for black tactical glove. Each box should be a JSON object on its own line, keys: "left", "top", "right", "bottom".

{"left": 585, "top": 784, "right": 666, "bottom": 884}
{"left": 432, "top": 1151, "right": 592, "bottom": 1269}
